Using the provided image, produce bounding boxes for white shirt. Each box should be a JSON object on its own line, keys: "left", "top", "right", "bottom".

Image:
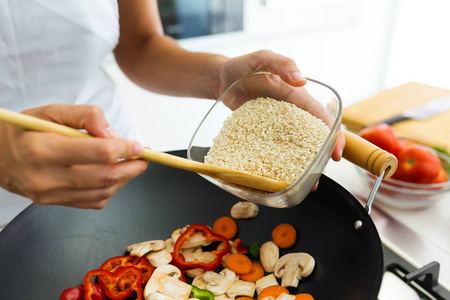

{"left": 0, "top": 0, "right": 144, "bottom": 224}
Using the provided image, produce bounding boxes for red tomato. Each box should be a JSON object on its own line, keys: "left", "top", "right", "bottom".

{"left": 60, "top": 285, "right": 83, "bottom": 300}
{"left": 393, "top": 144, "right": 441, "bottom": 183}
{"left": 433, "top": 167, "right": 448, "bottom": 183}
{"left": 396, "top": 139, "right": 416, "bottom": 156}
{"left": 358, "top": 123, "right": 399, "bottom": 154}
{"left": 60, "top": 284, "right": 107, "bottom": 300}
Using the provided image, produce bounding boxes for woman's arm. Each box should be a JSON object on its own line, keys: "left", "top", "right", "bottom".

{"left": 114, "top": 0, "right": 227, "bottom": 100}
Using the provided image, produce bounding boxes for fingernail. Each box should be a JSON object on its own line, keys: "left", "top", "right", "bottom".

{"left": 133, "top": 143, "right": 144, "bottom": 157}
{"left": 105, "top": 127, "right": 121, "bottom": 139}
{"left": 291, "top": 72, "right": 306, "bottom": 82}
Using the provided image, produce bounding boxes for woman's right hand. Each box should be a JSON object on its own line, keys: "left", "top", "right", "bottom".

{"left": 0, "top": 104, "right": 149, "bottom": 209}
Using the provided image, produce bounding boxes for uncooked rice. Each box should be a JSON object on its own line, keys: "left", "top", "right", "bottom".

{"left": 204, "top": 97, "right": 330, "bottom": 184}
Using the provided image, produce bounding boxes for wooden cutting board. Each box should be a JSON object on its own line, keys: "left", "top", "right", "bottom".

{"left": 342, "top": 81, "right": 450, "bottom": 150}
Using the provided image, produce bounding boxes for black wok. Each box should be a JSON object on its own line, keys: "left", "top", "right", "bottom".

{"left": 0, "top": 150, "right": 383, "bottom": 299}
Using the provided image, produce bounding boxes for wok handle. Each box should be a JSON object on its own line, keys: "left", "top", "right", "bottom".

{"left": 342, "top": 130, "right": 398, "bottom": 179}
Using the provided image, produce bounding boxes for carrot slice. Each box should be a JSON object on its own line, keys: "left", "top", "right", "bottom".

{"left": 236, "top": 298, "right": 254, "bottom": 300}
{"left": 271, "top": 223, "right": 297, "bottom": 248}
{"left": 240, "top": 262, "right": 265, "bottom": 282}
{"left": 226, "top": 253, "right": 252, "bottom": 274}
{"left": 257, "top": 285, "right": 289, "bottom": 300}
{"left": 294, "top": 293, "right": 315, "bottom": 300}
{"left": 213, "top": 216, "right": 238, "bottom": 240}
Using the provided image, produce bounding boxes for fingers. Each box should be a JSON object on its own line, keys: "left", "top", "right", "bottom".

{"left": 331, "top": 129, "right": 346, "bottom": 162}
{"left": 22, "top": 104, "right": 121, "bottom": 138}
{"left": 247, "top": 50, "right": 307, "bottom": 87}
{"left": 20, "top": 132, "right": 145, "bottom": 165}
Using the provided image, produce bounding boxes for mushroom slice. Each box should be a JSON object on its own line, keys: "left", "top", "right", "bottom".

{"left": 215, "top": 294, "right": 234, "bottom": 300}
{"left": 230, "top": 201, "right": 259, "bottom": 219}
{"left": 182, "top": 247, "right": 215, "bottom": 278}
{"left": 273, "top": 253, "right": 315, "bottom": 288}
{"left": 171, "top": 226, "right": 212, "bottom": 249}
{"left": 146, "top": 249, "right": 172, "bottom": 267}
{"left": 144, "top": 264, "right": 192, "bottom": 300}
{"left": 261, "top": 297, "right": 276, "bottom": 300}
{"left": 225, "top": 279, "right": 256, "bottom": 298}
{"left": 255, "top": 274, "right": 279, "bottom": 294}
{"left": 276, "top": 294, "right": 295, "bottom": 300}
{"left": 192, "top": 273, "right": 208, "bottom": 290}
{"left": 165, "top": 238, "right": 174, "bottom": 253}
{"left": 203, "top": 268, "right": 236, "bottom": 295}
{"left": 260, "top": 241, "right": 279, "bottom": 273}
{"left": 148, "top": 292, "right": 177, "bottom": 300}
{"left": 127, "top": 240, "right": 165, "bottom": 257}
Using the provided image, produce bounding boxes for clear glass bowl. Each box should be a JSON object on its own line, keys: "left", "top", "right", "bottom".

{"left": 357, "top": 149, "right": 450, "bottom": 210}
{"left": 187, "top": 72, "right": 342, "bottom": 208}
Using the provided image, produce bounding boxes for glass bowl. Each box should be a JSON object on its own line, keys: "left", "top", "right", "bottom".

{"left": 357, "top": 149, "right": 450, "bottom": 210}
{"left": 187, "top": 72, "right": 342, "bottom": 208}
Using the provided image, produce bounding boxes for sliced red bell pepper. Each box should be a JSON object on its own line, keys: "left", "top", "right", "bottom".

{"left": 233, "top": 238, "right": 248, "bottom": 254}
{"left": 99, "top": 255, "right": 154, "bottom": 285}
{"left": 84, "top": 266, "right": 143, "bottom": 300}
{"left": 172, "top": 223, "right": 230, "bottom": 271}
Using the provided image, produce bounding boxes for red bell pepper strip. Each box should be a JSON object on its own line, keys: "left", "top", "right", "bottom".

{"left": 99, "top": 255, "right": 154, "bottom": 285}
{"left": 233, "top": 238, "right": 248, "bottom": 254}
{"left": 172, "top": 223, "right": 230, "bottom": 271}
{"left": 84, "top": 266, "right": 143, "bottom": 300}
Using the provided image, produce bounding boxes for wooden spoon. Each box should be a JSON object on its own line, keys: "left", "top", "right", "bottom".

{"left": 0, "top": 108, "right": 289, "bottom": 193}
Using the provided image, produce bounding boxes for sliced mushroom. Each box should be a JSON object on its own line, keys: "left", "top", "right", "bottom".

{"left": 261, "top": 297, "right": 276, "bottom": 300}
{"left": 214, "top": 294, "right": 234, "bottom": 300}
{"left": 225, "top": 279, "right": 256, "bottom": 298}
{"left": 255, "top": 274, "right": 279, "bottom": 294}
{"left": 171, "top": 226, "right": 212, "bottom": 249}
{"left": 273, "top": 253, "right": 315, "bottom": 288}
{"left": 147, "top": 292, "right": 177, "bottom": 300}
{"left": 276, "top": 293, "right": 295, "bottom": 300}
{"left": 182, "top": 247, "right": 215, "bottom": 278}
{"left": 199, "top": 268, "right": 236, "bottom": 295}
{"left": 260, "top": 241, "right": 279, "bottom": 273}
{"left": 127, "top": 240, "right": 165, "bottom": 257}
{"left": 144, "top": 264, "right": 192, "bottom": 300}
{"left": 230, "top": 201, "right": 259, "bottom": 219}
{"left": 192, "top": 273, "right": 208, "bottom": 290}
{"left": 145, "top": 249, "right": 172, "bottom": 267}
{"left": 165, "top": 238, "right": 174, "bottom": 253}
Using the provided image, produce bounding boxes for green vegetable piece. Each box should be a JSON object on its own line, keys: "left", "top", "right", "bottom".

{"left": 190, "top": 285, "right": 215, "bottom": 300}
{"left": 248, "top": 242, "right": 260, "bottom": 260}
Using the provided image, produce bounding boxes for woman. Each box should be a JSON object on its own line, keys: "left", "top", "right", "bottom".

{"left": 0, "top": 0, "right": 345, "bottom": 209}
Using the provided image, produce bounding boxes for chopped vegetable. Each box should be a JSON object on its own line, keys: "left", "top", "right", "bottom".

{"left": 235, "top": 297, "right": 254, "bottom": 300}
{"left": 271, "top": 223, "right": 297, "bottom": 248}
{"left": 60, "top": 285, "right": 84, "bottom": 300}
{"left": 172, "top": 223, "right": 230, "bottom": 271}
{"left": 190, "top": 285, "right": 215, "bottom": 300}
{"left": 234, "top": 238, "right": 248, "bottom": 254}
{"left": 213, "top": 216, "right": 238, "bottom": 240}
{"left": 240, "top": 262, "right": 265, "bottom": 282}
{"left": 247, "top": 242, "right": 260, "bottom": 260}
{"left": 225, "top": 253, "right": 253, "bottom": 274}
{"left": 84, "top": 266, "right": 143, "bottom": 300}
{"left": 294, "top": 293, "right": 315, "bottom": 300}
{"left": 257, "top": 285, "right": 289, "bottom": 300}
{"left": 99, "top": 255, "right": 154, "bottom": 285}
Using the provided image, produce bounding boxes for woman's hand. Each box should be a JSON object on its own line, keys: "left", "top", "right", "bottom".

{"left": 216, "top": 50, "right": 345, "bottom": 162}
{"left": 0, "top": 104, "right": 149, "bottom": 209}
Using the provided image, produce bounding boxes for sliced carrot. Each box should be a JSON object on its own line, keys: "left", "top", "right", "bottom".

{"left": 271, "top": 223, "right": 297, "bottom": 248}
{"left": 213, "top": 216, "right": 238, "bottom": 240}
{"left": 240, "top": 262, "right": 265, "bottom": 282}
{"left": 294, "top": 293, "right": 315, "bottom": 300}
{"left": 236, "top": 298, "right": 254, "bottom": 300}
{"left": 257, "top": 285, "right": 289, "bottom": 300}
{"left": 226, "top": 253, "right": 252, "bottom": 274}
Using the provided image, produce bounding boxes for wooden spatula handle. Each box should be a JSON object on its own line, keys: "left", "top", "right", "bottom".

{"left": 342, "top": 130, "right": 398, "bottom": 178}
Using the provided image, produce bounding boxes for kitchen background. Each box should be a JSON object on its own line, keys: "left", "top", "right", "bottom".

{"left": 104, "top": 0, "right": 450, "bottom": 151}
{"left": 1, "top": 0, "right": 450, "bottom": 297}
